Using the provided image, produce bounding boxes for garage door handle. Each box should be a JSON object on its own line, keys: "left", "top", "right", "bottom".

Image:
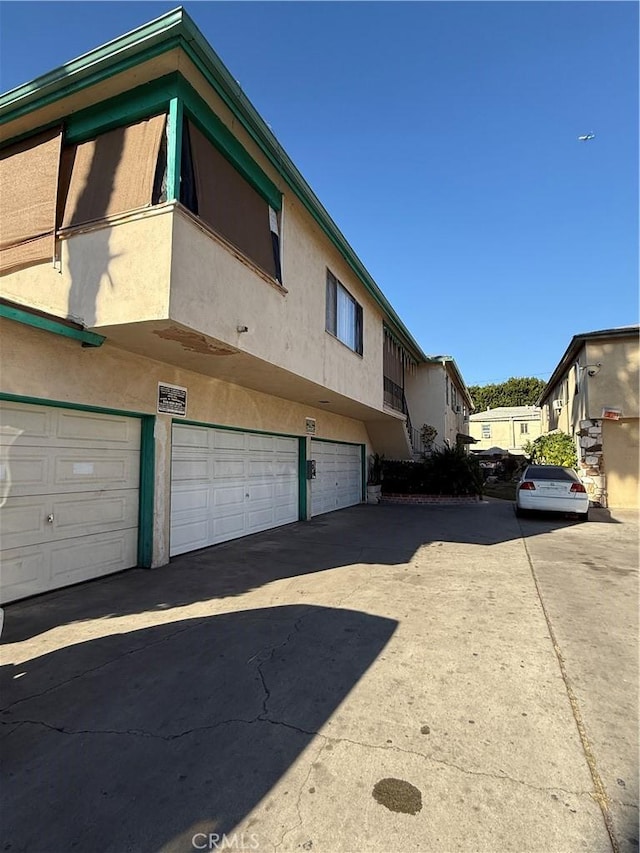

{"left": 47, "top": 514, "right": 54, "bottom": 524}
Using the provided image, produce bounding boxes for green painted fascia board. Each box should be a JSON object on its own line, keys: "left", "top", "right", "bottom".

{"left": 64, "top": 74, "right": 179, "bottom": 144}
{"left": 0, "top": 9, "right": 186, "bottom": 118}
{"left": 0, "top": 303, "right": 105, "bottom": 347}
{"left": 175, "top": 77, "right": 281, "bottom": 211}
{"left": 138, "top": 417, "right": 155, "bottom": 567}
{"left": 0, "top": 392, "right": 147, "bottom": 420}
{"left": 0, "top": 6, "right": 423, "bottom": 360}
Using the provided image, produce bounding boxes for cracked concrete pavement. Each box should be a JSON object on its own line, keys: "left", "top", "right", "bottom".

{"left": 1, "top": 500, "right": 637, "bottom": 853}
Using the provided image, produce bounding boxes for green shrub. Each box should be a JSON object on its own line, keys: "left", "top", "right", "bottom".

{"left": 524, "top": 432, "right": 577, "bottom": 469}
{"left": 381, "top": 446, "right": 483, "bottom": 496}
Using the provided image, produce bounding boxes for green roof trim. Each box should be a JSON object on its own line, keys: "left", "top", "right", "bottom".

{"left": 0, "top": 6, "right": 424, "bottom": 360}
{"left": 0, "top": 302, "right": 105, "bottom": 347}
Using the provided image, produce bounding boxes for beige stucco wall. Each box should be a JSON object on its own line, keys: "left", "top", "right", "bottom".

{"left": 170, "top": 200, "right": 386, "bottom": 411}
{"left": 405, "top": 363, "right": 470, "bottom": 450}
{"left": 468, "top": 414, "right": 542, "bottom": 452}
{"left": 405, "top": 364, "right": 445, "bottom": 448}
{"left": 1, "top": 319, "right": 371, "bottom": 566}
{"left": 585, "top": 339, "right": 640, "bottom": 418}
{"left": 602, "top": 418, "right": 639, "bottom": 508}
{"left": 1, "top": 210, "right": 173, "bottom": 328}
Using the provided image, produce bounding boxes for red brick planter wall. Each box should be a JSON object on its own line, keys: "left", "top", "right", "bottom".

{"left": 381, "top": 494, "right": 482, "bottom": 506}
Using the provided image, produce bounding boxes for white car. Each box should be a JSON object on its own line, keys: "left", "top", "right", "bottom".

{"left": 515, "top": 464, "right": 589, "bottom": 521}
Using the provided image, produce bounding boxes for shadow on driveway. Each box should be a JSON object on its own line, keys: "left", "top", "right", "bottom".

{"left": 1, "top": 604, "right": 397, "bottom": 852}
{"left": 1, "top": 501, "right": 628, "bottom": 644}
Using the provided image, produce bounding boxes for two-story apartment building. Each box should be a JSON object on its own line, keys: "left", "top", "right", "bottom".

{"left": 0, "top": 9, "right": 471, "bottom": 603}
{"left": 538, "top": 326, "right": 639, "bottom": 508}
{"left": 404, "top": 356, "right": 475, "bottom": 452}
{"left": 467, "top": 406, "right": 542, "bottom": 454}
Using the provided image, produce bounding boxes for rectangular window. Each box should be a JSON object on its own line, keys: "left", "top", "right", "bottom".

{"left": 326, "top": 270, "right": 363, "bottom": 354}
{"left": 482, "top": 424, "right": 491, "bottom": 439}
{"left": 520, "top": 422, "right": 529, "bottom": 434}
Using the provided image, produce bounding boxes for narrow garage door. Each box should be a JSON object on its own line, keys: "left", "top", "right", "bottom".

{"left": 602, "top": 418, "right": 639, "bottom": 508}
{"left": 170, "top": 425, "right": 299, "bottom": 556}
{"left": 310, "top": 439, "right": 362, "bottom": 516}
{"left": 0, "top": 401, "right": 140, "bottom": 604}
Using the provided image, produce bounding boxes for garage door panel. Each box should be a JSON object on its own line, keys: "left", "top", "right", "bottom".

{"left": 172, "top": 425, "right": 209, "bottom": 449}
{"left": 1, "top": 490, "right": 138, "bottom": 550}
{"left": 0, "top": 548, "right": 47, "bottom": 603}
{"left": 50, "top": 529, "right": 137, "bottom": 583}
{"left": 6, "top": 448, "right": 139, "bottom": 496}
{"left": 0, "top": 402, "right": 141, "bottom": 603}
{"left": 0, "top": 405, "right": 52, "bottom": 442}
{"left": 214, "top": 458, "right": 247, "bottom": 480}
{"left": 213, "top": 511, "right": 246, "bottom": 539}
{"left": 172, "top": 456, "right": 212, "bottom": 483}
{"left": 213, "top": 431, "right": 246, "bottom": 451}
{"left": 171, "top": 518, "right": 209, "bottom": 554}
{"left": 56, "top": 411, "right": 140, "bottom": 448}
{"left": 248, "top": 433, "right": 274, "bottom": 452}
{"left": 214, "top": 485, "right": 246, "bottom": 507}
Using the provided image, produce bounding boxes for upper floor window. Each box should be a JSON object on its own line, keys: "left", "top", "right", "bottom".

{"left": 326, "top": 270, "right": 363, "bottom": 355}
{"left": 482, "top": 424, "right": 491, "bottom": 439}
{"left": 520, "top": 422, "right": 529, "bottom": 434}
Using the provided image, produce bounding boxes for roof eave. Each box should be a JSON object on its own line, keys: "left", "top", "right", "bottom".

{"left": 0, "top": 6, "right": 426, "bottom": 364}
{"left": 537, "top": 325, "right": 640, "bottom": 405}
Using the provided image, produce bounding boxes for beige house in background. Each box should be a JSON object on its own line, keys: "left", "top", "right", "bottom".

{"left": 0, "top": 9, "right": 474, "bottom": 604}
{"left": 538, "top": 326, "right": 639, "bottom": 508}
{"left": 404, "top": 356, "right": 475, "bottom": 453}
{"left": 467, "top": 406, "right": 542, "bottom": 454}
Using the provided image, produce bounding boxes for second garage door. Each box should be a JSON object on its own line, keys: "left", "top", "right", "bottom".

{"left": 310, "top": 439, "right": 362, "bottom": 516}
{"left": 170, "top": 424, "right": 299, "bottom": 556}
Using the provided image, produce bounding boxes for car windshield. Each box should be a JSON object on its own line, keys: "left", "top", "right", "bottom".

{"left": 525, "top": 466, "right": 578, "bottom": 482}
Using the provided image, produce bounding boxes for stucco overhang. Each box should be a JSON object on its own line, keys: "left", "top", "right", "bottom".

{"left": 0, "top": 6, "right": 426, "bottom": 365}
{"left": 538, "top": 326, "right": 640, "bottom": 406}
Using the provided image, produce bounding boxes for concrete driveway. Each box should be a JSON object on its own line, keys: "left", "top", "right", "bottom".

{"left": 1, "top": 500, "right": 638, "bottom": 853}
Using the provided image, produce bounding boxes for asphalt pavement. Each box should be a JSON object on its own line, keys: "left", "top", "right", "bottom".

{"left": 1, "top": 499, "right": 637, "bottom": 853}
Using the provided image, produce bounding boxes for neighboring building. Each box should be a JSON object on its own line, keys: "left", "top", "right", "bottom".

{"left": 538, "top": 326, "right": 639, "bottom": 508}
{"left": 404, "top": 356, "right": 475, "bottom": 452}
{"left": 467, "top": 406, "right": 542, "bottom": 454}
{"left": 0, "top": 9, "right": 471, "bottom": 603}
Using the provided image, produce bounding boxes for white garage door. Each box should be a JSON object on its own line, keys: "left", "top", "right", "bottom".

{"left": 170, "top": 425, "right": 299, "bottom": 556}
{"left": 310, "top": 439, "right": 362, "bottom": 516}
{"left": 0, "top": 401, "right": 140, "bottom": 604}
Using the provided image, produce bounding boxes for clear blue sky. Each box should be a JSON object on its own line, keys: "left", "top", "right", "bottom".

{"left": 1, "top": 1, "right": 637, "bottom": 387}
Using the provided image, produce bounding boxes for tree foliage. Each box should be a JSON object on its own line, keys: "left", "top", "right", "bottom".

{"left": 523, "top": 432, "right": 578, "bottom": 469}
{"left": 468, "top": 377, "right": 546, "bottom": 412}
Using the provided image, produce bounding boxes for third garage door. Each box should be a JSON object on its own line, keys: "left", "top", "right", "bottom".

{"left": 310, "top": 439, "right": 362, "bottom": 516}
{"left": 170, "top": 424, "right": 299, "bottom": 556}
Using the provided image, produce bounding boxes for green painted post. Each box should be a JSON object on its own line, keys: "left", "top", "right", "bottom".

{"left": 166, "top": 96, "right": 183, "bottom": 202}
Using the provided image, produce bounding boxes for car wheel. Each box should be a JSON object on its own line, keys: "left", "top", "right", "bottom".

{"left": 515, "top": 505, "right": 526, "bottom": 518}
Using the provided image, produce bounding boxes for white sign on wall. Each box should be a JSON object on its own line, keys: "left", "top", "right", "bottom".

{"left": 158, "top": 383, "right": 188, "bottom": 417}
{"left": 305, "top": 418, "right": 317, "bottom": 435}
